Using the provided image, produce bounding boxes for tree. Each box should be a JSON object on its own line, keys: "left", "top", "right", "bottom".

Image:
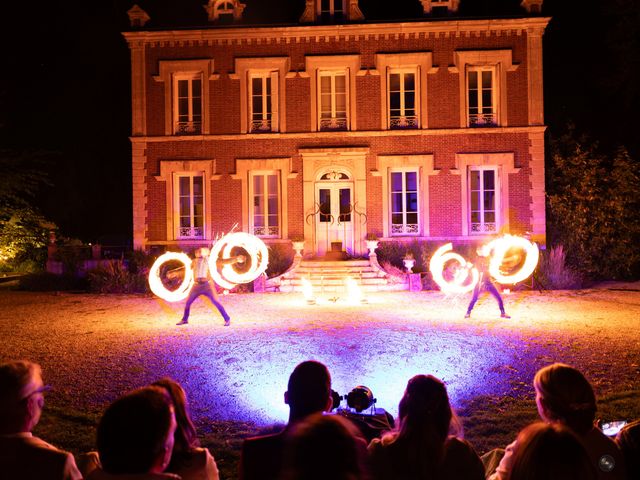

{"left": 0, "top": 150, "right": 53, "bottom": 270}
{"left": 547, "top": 129, "right": 640, "bottom": 280}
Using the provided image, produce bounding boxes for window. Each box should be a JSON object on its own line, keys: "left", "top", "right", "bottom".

{"left": 469, "top": 166, "right": 498, "bottom": 234}
{"left": 249, "top": 73, "right": 278, "bottom": 133}
{"left": 320, "top": 0, "right": 344, "bottom": 21}
{"left": 232, "top": 58, "right": 288, "bottom": 134}
{"left": 174, "top": 74, "right": 203, "bottom": 134}
{"left": 450, "top": 50, "right": 516, "bottom": 128}
{"left": 389, "top": 70, "right": 418, "bottom": 129}
{"left": 467, "top": 67, "right": 496, "bottom": 127}
{"left": 318, "top": 71, "right": 347, "bottom": 131}
{"left": 250, "top": 172, "right": 280, "bottom": 237}
{"left": 390, "top": 171, "right": 419, "bottom": 235}
{"left": 176, "top": 174, "right": 205, "bottom": 238}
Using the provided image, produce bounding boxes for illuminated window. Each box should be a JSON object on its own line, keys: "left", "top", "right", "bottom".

{"left": 249, "top": 73, "right": 278, "bottom": 133}
{"left": 467, "top": 66, "right": 496, "bottom": 127}
{"left": 318, "top": 71, "right": 348, "bottom": 131}
{"left": 388, "top": 69, "right": 418, "bottom": 129}
{"left": 250, "top": 172, "right": 280, "bottom": 237}
{"left": 320, "top": 0, "right": 345, "bottom": 21}
{"left": 390, "top": 170, "right": 419, "bottom": 235}
{"left": 173, "top": 74, "right": 203, "bottom": 135}
{"left": 468, "top": 166, "right": 498, "bottom": 234}
{"left": 175, "top": 173, "right": 205, "bottom": 239}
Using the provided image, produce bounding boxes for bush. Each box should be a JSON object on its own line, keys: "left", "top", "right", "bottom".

{"left": 537, "top": 245, "right": 583, "bottom": 290}
{"left": 266, "top": 243, "right": 294, "bottom": 278}
{"left": 19, "top": 272, "right": 88, "bottom": 292}
{"left": 87, "top": 260, "right": 149, "bottom": 294}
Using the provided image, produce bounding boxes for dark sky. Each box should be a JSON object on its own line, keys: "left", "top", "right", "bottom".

{"left": 1, "top": 0, "right": 638, "bottom": 243}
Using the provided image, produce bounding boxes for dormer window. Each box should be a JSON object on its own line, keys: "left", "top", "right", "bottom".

{"left": 204, "top": 0, "right": 246, "bottom": 23}
{"left": 321, "top": 0, "right": 345, "bottom": 22}
{"left": 420, "top": 0, "right": 460, "bottom": 14}
{"left": 299, "top": 0, "right": 363, "bottom": 23}
{"left": 521, "top": 0, "right": 543, "bottom": 14}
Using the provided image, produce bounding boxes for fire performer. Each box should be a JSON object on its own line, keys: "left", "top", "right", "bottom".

{"left": 176, "top": 247, "right": 245, "bottom": 326}
{"left": 465, "top": 244, "right": 510, "bottom": 319}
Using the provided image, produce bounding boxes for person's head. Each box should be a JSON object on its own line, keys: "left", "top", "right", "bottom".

{"left": 616, "top": 419, "right": 640, "bottom": 480}
{"left": 152, "top": 378, "right": 199, "bottom": 454}
{"left": 476, "top": 244, "right": 490, "bottom": 257}
{"left": 534, "top": 363, "right": 596, "bottom": 435}
{"left": 282, "top": 413, "right": 367, "bottom": 480}
{"left": 397, "top": 374, "right": 460, "bottom": 442}
{"left": 0, "top": 360, "right": 48, "bottom": 434}
{"left": 97, "top": 386, "right": 176, "bottom": 475}
{"left": 510, "top": 422, "right": 597, "bottom": 480}
{"left": 285, "top": 361, "right": 332, "bottom": 423}
{"left": 195, "top": 247, "right": 209, "bottom": 258}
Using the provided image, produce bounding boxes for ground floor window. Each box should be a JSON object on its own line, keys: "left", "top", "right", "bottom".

{"left": 390, "top": 170, "right": 419, "bottom": 235}
{"left": 175, "top": 173, "right": 204, "bottom": 238}
{"left": 250, "top": 172, "right": 280, "bottom": 237}
{"left": 469, "top": 166, "right": 498, "bottom": 234}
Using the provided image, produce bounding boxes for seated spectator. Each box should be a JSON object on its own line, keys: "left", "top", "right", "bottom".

{"left": 281, "top": 413, "right": 369, "bottom": 480}
{"left": 490, "top": 363, "right": 626, "bottom": 480}
{"left": 615, "top": 419, "right": 640, "bottom": 480}
{"left": 87, "top": 386, "right": 179, "bottom": 479}
{"left": 509, "top": 422, "right": 596, "bottom": 480}
{"left": 152, "top": 378, "right": 219, "bottom": 480}
{"left": 368, "top": 374, "right": 484, "bottom": 480}
{"left": 0, "top": 360, "right": 82, "bottom": 479}
{"left": 239, "top": 360, "right": 333, "bottom": 480}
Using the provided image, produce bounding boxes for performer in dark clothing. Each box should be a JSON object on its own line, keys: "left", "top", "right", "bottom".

{"left": 177, "top": 247, "right": 244, "bottom": 326}
{"left": 465, "top": 245, "right": 510, "bottom": 319}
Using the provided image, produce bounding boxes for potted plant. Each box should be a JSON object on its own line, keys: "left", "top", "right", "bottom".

{"left": 290, "top": 235, "right": 305, "bottom": 257}
{"left": 365, "top": 233, "right": 379, "bottom": 256}
{"left": 403, "top": 252, "right": 416, "bottom": 273}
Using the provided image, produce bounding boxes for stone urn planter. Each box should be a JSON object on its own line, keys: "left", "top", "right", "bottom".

{"left": 403, "top": 257, "right": 416, "bottom": 273}
{"left": 366, "top": 240, "right": 379, "bottom": 256}
{"left": 292, "top": 240, "right": 305, "bottom": 257}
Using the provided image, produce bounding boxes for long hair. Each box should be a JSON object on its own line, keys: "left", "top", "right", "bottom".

{"left": 380, "top": 375, "right": 462, "bottom": 478}
{"left": 152, "top": 378, "right": 199, "bottom": 469}
{"left": 534, "top": 364, "right": 596, "bottom": 435}
{"left": 510, "top": 422, "right": 597, "bottom": 480}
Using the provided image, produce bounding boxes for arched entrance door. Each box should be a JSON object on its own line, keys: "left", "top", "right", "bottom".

{"left": 315, "top": 170, "right": 353, "bottom": 256}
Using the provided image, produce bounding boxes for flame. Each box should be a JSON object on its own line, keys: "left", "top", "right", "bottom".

{"left": 148, "top": 252, "right": 194, "bottom": 302}
{"left": 210, "top": 232, "right": 269, "bottom": 290}
{"left": 486, "top": 235, "right": 540, "bottom": 285}
{"left": 301, "top": 277, "right": 315, "bottom": 304}
{"left": 345, "top": 277, "right": 365, "bottom": 303}
{"left": 429, "top": 243, "right": 479, "bottom": 294}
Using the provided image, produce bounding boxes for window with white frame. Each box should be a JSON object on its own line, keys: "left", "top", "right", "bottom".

{"left": 318, "top": 70, "right": 348, "bottom": 131}
{"left": 469, "top": 166, "right": 498, "bottom": 234}
{"left": 467, "top": 66, "right": 497, "bottom": 127}
{"left": 320, "top": 0, "right": 345, "bottom": 21}
{"left": 388, "top": 69, "right": 418, "bottom": 129}
{"left": 249, "top": 73, "right": 278, "bottom": 133}
{"left": 250, "top": 172, "right": 280, "bottom": 237}
{"left": 175, "top": 173, "right": 205, "bottom": 238}
{"left": 173, "top": 74, "right": 203, "bottom": 134}
{"left": 390, "top": 170, "right": 419, "bottom": 235}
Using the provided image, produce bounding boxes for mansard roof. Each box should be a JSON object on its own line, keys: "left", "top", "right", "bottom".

{"left": 124, "top": 0, "right": 538, "bottom": 30}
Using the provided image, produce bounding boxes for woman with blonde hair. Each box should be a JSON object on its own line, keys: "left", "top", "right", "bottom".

{"left": 368, "top": 374, "right": 484, "bottom": 480}
{"left": 152, "top": 378, "right": 219, "bottom": 480}
{"left": 490, "top": 363, "right": 625, "bottom": 480}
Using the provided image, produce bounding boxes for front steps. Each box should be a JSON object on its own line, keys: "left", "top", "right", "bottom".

{"left": 266, "top": 257, "right": 407, "bottom": 293}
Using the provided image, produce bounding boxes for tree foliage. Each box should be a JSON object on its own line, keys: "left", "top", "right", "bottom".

{"left": 547, "top": 129, "right": 640, "bottom": 280}
{"left": 0, "top": 150, "right": 53, "bottom": 270}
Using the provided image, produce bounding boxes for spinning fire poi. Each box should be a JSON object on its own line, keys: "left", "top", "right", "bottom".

{"left": 148, "top": 232, "right": 269, "bottom": 326}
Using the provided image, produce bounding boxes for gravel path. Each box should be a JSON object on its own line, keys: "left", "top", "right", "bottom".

{"left": 1, "top": 286, "right": 639, "bottom": 424}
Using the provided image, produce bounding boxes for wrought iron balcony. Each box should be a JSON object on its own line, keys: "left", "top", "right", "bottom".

{"left": 468, "top": 113, "right": 497, "bottom": 127}
{"left": 319, "top": 117, "right": 348, "bottom": 131}
{"left": 391, "top": 223, "right": 419, "bottom": 235}
{"left": 470, "top": 222, "right": 497, "bottom": 233}
{"left": 175, "top": 121, "right": 202, "bottom": 135}
{"left": 253, "top": 225, "right": 279, "bottom": 237}
{"left": 179, "top": 227, "right": 204, "bottom": 238}
{"left": 250, "top": 119, "right": 272, "bottom": 133}
{"left": 390, "top": 115, "right": 418, "bottom": 129}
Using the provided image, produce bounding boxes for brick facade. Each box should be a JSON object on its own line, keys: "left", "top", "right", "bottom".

{"left": 124, "top": 9, "right": 549, "bottom": 254}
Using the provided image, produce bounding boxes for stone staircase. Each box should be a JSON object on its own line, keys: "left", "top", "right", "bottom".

{"left": 266, "top": 256, "right": 407, "bottom": 293}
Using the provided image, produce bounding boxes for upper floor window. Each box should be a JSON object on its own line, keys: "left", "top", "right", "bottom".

{"left": 469, "top": 166, "right": 498, "bottom": 234}
{"left": 318, "top": 71, "right": 348, "bottom": 131}
{"left": 389, "top": 69, "right": 418, "bottom": 129}
{"left": 467, "top": 67, "right": 496, "bottom": 127}
{"left": 176, "top": 173, "right": 205, "bottom": 239}
{"left": 174, "top": 74, "right": 203, "bottom": 135}
{"left": 232, "top": 57, "right": 289, "bottom": 134}
{"left": 390, "top": 170, "right": 419, "bottom": 235}
{"left": 249, "top": 73, "right": 278, "bottom": 133}
{"left": 251, "top": 172, "right": 280, "bottom": 237}
{"left": 204, "top": 0, "right": 245, "bottom": 22}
